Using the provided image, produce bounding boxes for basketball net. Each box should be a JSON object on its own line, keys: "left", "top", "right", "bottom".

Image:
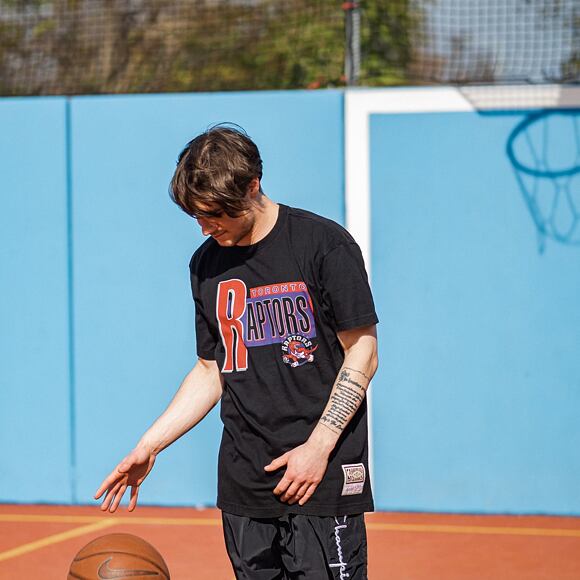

{"left": 506, "top": 109, "right": 580, "bottom": 253}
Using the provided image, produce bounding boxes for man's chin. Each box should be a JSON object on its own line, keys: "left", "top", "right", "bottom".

{"left": 214, "top": 236, "right": 234, "bottom": 246}
{"left": 213, "top": 232, "right": 251, "bottom": 246}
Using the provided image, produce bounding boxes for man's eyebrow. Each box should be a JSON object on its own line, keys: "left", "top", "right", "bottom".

{"left": 193, "top": 208, "right": 224, "bottom": 218}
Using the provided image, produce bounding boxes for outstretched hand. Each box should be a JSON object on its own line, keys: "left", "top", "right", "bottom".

{"left": 264, "top": 440, "right": 330, "bottom": 506}
{"left": 94, "top": 446, "right": 156, "bottom": 512}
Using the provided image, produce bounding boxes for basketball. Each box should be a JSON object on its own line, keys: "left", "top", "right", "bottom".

{"left": 68, "top": 533, "right": 170, "bottom": 579}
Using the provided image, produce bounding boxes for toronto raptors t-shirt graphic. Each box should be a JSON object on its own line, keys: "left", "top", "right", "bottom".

{"left": 216, "top": 279, "right": 317, "bottom": 372}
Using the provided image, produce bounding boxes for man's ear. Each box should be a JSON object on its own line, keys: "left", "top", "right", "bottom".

{"left": 248, "top": 177, "right": 261, "bottom": 198}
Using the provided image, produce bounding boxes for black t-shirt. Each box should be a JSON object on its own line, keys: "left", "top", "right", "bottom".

{"left": 189, "top": 204, "right": 379, "bottom": 517}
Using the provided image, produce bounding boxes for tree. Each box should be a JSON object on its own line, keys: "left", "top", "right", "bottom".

{"left": 0, "top": 0, "right": 422, "bottom": 95}
{"left": 360, "top": 0, "right": 423, "bottom": 86}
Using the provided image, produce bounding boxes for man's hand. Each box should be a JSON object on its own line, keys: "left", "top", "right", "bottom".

{"left": 94, "top": 446, "right": 156, "bottom": 513}
{"left": 93, "top": 358, "right": 223, "bottom": 514}
{"left": 264, "top": 439, "right": 332, "bottom": 506}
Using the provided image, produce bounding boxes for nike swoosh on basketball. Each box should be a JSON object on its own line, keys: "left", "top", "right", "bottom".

{"left": 98, "top": 557, "right": 160, "bottom": 578}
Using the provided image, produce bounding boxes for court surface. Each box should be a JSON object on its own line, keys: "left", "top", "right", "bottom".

{"left": 1, "top": 504, "right": 579, "bottom": 579}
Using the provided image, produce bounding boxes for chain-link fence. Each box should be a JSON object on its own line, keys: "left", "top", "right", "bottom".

{"left": 0, "top": 0, "right": 577, "bottom": 96}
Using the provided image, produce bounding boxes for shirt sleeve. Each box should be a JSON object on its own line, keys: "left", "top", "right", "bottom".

{"left": 318, "top": 242, "right": 379, "bottom": 332}
{"left": 190, "top": 262, "right": 218, "bottom": 360}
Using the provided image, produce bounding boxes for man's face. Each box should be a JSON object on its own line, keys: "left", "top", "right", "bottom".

{"left": 195, "top": 205, "right": 256, "bottom": 247}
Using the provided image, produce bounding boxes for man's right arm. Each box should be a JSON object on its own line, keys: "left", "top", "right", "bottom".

{"left": 140, "top": 357, "right": 223, "bottom": 455}
{"left": 94, "top": 357, "right": 223, "bottom": 512}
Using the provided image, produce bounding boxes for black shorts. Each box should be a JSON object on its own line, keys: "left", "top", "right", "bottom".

{"left": 222, "top": 511, "right": 368, "bottom": 579}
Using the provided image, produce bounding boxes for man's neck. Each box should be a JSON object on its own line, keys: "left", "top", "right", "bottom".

{"left": 244, "top": 196, "right": 279, "bottom": 245}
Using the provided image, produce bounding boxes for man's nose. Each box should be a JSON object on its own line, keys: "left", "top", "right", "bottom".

{"left": 197, "top": 217, "right": 216, "bottom": 236}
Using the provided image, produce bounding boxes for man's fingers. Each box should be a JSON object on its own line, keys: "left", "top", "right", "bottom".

{"left": 100, "top": 480, "right": 123, "bottom": 511}
{"left": 94, "top": 472, "right": 120, "bottom": 499}
{"left": 98, "top": 489, "right": 111, "bottom": 510}
{"left": 280, "top": 481, "right": 302, "bottom": 502}
{"left": 99, "top": 487, "right": 115, "bottom": 511}
{"left": 273, "top": 476, "right": 293, "bottom": 496}
{"left": 298, "top": 483, "right": 318, "bottom": 506}
{"left": 109, "top": 484, "right": 127, "bottom": 513}
{"left": 264, "top": 452, "right": 289, "bottom": 472}
{"left": 287, "top": 482, "right": 310, "bottom": 505}
{"left": 128, "top": 485, "right": 139, "bottom": 512}
{"left": 95, "top": 463, "right": 130, "bottom": 499}
{"left": 94, "top": 450, "right": 151, "bottom": 511}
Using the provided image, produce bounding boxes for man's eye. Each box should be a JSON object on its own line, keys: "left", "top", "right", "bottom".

{"left": 194, "top": 210, "right": 224, "bottom": 219}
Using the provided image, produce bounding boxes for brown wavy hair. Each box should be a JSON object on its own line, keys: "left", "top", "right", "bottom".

{"left": 170, "top": 124, "right": 263, "bottom": 218}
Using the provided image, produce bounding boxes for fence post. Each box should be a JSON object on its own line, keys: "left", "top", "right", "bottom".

{"left": 343, "top": 1, "right": 361, "bottom": 86}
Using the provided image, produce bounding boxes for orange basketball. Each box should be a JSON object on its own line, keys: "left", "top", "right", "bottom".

{"left": 68, "top": 533, "right": 170, "bottom": 579}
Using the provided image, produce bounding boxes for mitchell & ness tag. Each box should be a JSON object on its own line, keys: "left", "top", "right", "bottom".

{"left": 341, "top": 463, "right": 366, "bottom": 496}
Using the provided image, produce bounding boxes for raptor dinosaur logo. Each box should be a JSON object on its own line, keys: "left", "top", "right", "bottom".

{"left": 281, "top": 334, "right": 318, "bottom": 367}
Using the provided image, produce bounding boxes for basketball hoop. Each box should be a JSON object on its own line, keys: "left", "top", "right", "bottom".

{"left": 506, "top": 109, "right": 580, "bottom": 252}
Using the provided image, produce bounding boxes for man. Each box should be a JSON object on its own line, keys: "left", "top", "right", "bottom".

{"left": 95, "top": 125, "right": 379, "bottom": 579}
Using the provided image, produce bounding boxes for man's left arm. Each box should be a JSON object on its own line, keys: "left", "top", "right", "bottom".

{"left": 264, "top": 324, "right": 378, "bottom": 506}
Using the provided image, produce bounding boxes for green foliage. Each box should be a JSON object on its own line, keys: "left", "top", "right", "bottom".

{"left": 561, "top": 13, "right": 580, "bottom": 82}
{"left": 0, "top": 0, "right": 423, "bottom": 95}
{"left": 168, "top": 0, "right": 346, "bottom": 92}
{"left": 360, "top": 0, "right": 421, "bottom": 86}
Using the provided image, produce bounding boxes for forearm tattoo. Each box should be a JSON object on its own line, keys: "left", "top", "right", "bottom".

{"left": 320, "top": 367, "right": 370, "bottom": 435}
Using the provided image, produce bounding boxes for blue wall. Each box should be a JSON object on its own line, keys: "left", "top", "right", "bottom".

{"left": 370, "top": 110, "right": 580, "bottom": 514}
{"left": 0, "top": 98, "right": 72, "bottom": 503}
{"left": 1, "top": 90, "right": 579, "bottom": 515}
{"left": 0, "top": 90, "right": 344, "bottom": 506}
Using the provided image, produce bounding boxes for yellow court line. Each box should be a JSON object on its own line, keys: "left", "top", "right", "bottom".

{"left": 1, "top": 513, "right": 579, "bottom": 539}
{"left": 0, "top": 519, "right": 118, "bottom": 563}
{"left": 114, "top": 516, "right": 222, "bottom": 526}
{"left": 0, "top": 514, "right": 100, "bottom": 524}
{"left": 365, "top": 522, "right": 580, "bottom": 538}
{"left": 0, "top": 514, "right": 222, "bottom": 526}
